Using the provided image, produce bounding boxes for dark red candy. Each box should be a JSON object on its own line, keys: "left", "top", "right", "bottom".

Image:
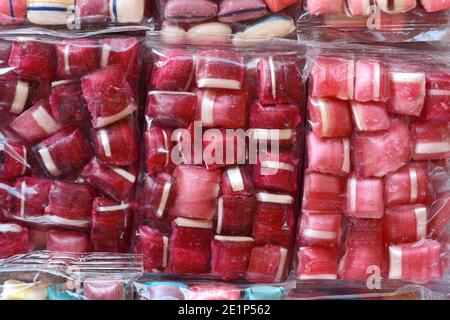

{"left": 0, "top": 75, "right": 30, "bottom": 115}
{"left": 202, "top": 129, "right": 246, "bottom": 171}
{"left": 220, "top": 166, "right": 254, "bottom": 197}
{"left": 146, "top": 91, "right": 196, "bottom": 128}
{"left": 8, "top": 41, "right": 55, "bottom": 80}
{"left": 83, "top": 278, "right": 124, "bottom": 300}
{"left": 0, "top": 223, "right": 30, "bottom": 259}
{"left": 46, "top": 230, "right": 90, "bottom": 253}
{"left": 0, "top": 136, "right": 28, "bottom": 179}
{"left": 13, "top": 177, "right": 52, "bottom": 218}
{"left": 135, "top": 225, "right": 169, "bottom": 272}
{"left": 49, "top": 80, "right": 90, "bottom": 125}
{"left": 138, "top": 173, "right": 174, "bottom": 220}
{"left": 215, "top": 195, "right": 255, "bottom": 236}
{"left": 77, "top": 0, "right": 109, "bottom": 24}
{"left": 55, "top": 39, "right": 100, "bottom": 79}
{"left": 145, "top": 127, "right": 174, "bottom": 174}
{"left": 0, "top": 180, "right": 12, "bottom": 210}
{"left": 246, "top": 244, "right": 288, "bottom": 283}
{"left": 253, "top": 151, "right": 298, "bottom": 192}
{"left": 249, "top": 102, "right": 301, "bottom": 129}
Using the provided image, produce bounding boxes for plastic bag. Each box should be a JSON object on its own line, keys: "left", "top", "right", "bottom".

{"left": 0, "top": 251, "right": 142, "bottom": 300}
{"left": 297, "top": 1, "right": 450, "bottom": 42}
{"left": 133, "top": 34, "right": 306, "bottom": 285}
{"left": 293, "top": 42, "right": 450, "bottom": 299}
{"left": 0, "top": 34, "right": 143, "bottom": 255}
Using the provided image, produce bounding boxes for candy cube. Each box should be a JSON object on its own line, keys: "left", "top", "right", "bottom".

{"left": 27, "top": 0, "right": 75, "bottom": 25}
{"left": 411, "top": 121, "right": 450, "bottom": 161}
{"left": 253, "top": 151, "right": 298, "bottom": 192}
{"left": 346, "top": 0, "right": 372, "bottom": 16}
{"left": 308, "top": 97, "right": 353, "bottom": 138}
{"left": 167, "top": 217, "right": 214, "bottom": 274}
{"left": 307, "top": 133, "right": 351, "bottom": 176}
{"left": 220, "top": 166, "right": 254, "bottom": 197}
{"left": 138, "top": 173, "right": 174, "bottom": 219}
{"left": 147, "top": 91, "right": 196, "bottom": 127}
{"left": 215, "top": 195, "right": 255, "bottom": 236}
{"left": 345, "top": 174, "right": 384, "bottom": 219}
{"left": 33, "top": 126, "right": 92, "bottom": 177}
{"left": 384, "top": 162, "right": 431, "bottom": 207}
{"left": 188, "top": 284, "right": 241, "bottom": 300}
{"left": 421, "top": 0, "right": 450, "bottom": 12}
{"left": 388, "top": 71, "right": 426, "bottom": 116}
{"left": 249, "top": 102, "right": 301, "bottom": 130}
{"left": 13, "top": 177, "right": 52, "bottom": 217}
{"left": 8, "top": 41, "right": 54, "bottom": 80}
{"left": 49, "top": 80, "right": 90, "bottom": 125}
{"left": 352, "top": 117, "right": 411, "bottom": 177}
{"left": 246, "top": 244, "right": 288, "bottom": 283}
{"left": 164, "top": 0, "right": 218, "bottom": 23}
{"left": 311, "top": 55, "right": 354, "bottom": 100}
{"left": 307, "top": 0, "right": 343, "bottom": 14}
{"left": 196, "top": 50, "right": 244, "bottom": 90}
{"left": 83, "top": 278, "right": 124, "bottom": 300}
{"left": 46, "top": 230, "right": 90, "bottom": 253}
{"left": 298, "top": 213, "right": 342, "bottom": 247}
{"left": 296, "top": 247, "right": 338, "bottom": 280}
{"left": 302, "top": 171, "right": 346, "bottom": 214}
{"left": 203, "top": 128, "right": 247, "bottom": 170}
{"left": 0, "top": 138, "right": 28, "bottom": 180}
{"left": 338, "top": 243, "right": 383, "bottom": 280}
{"left": 384, "top": 204, "right": 428, "bottom": 244}
{"left": 218, "top": 0, "right": 267, "bottom": 22}
{"left": 77, "top": 0, "right": 109, "bottom": 24}
{"left": 422, "top": 72, "right": 450, "bottom": 121}
{"left": 0, "top": 0, "right": 27, "bottom": 25}
{"left": 0, "top": 76, "right": 30, "bottom": 115}
{"left": 0, "top": 223, "right": 30, "bottom": 259}
{"left": 109, "top": 0, "right": 144, "bottom": 23}
{"left": 264, "top": 0, "right": 299, "bottom": 12}
{"left": 345, "top": 218, "right": 383, "bottom": 247}
{"left": 135, "top": 226, "right": 169, "bottom": 272}
{"left": 351, "top": 101, "right": 390, "bottom": 132}
{"left": 55, "top": 39, "right": 99, "bottom": 79}
{"left": 354, "top": 59, "right": 388, "bottom": 102}
{"left": 210, "top": 235, "right": 255, "bottom": 280}
{"left": 377, "top": 0, "right": 417, "bottom": 13}
{"left": 169, "top": 165, "right": 220, "bottom": 220}
{"left": 258, "top": 55, "right": 302, "bottom": 105}
{"left": 145, "top": 127, "right": 173, "bottom": 174}
{"left": 195, "top": 89, "right": 248, "bottom": 128}
{"left": 253, "top": 192, "right": 295, "bottom": 247}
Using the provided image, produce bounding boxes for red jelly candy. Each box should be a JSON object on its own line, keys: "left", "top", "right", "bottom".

{"left": 216, "top": 195, "right": 255, "bottom": 236}
{"left": 0, "top": 223, "right": 30, "bottom": 259}
{"left": 77, "top": 0, "right": 109, "bottom": 24}
{"left": 146, "top": 91, "right": 196, "bottom": 127}
{"left": 344, "top": 173, "right": 384, "bottom": 219}
{"left": 150, "top": 49, "right": 194, "bottom": 91}
{"left": 298, "top": 213, "right": 342, "bottom": 247}
{"left": 384, "top": 204, "right": 428, "bottom": 244}
{"left": 0, "top": 136, "right": 28, "bottom": 180}
{"left": 144, "top": 127, "right": 173, "bottom": 174}
{"left": 8, "top": 41, "right": 55, "bottom": 80}
{"left": 253, "top": 151, "right": 298, "bottom": 192}
{"left": 138, "top": 173, "right": 174, "bottom": 220}
{"left": 55, "top": 39, "right": 100, "bottom": 79}
{"left": 13, "top": 177, "right": 52, "bottom": 218}
{"left": 249, "top": 102, "right": 301, "bottom": 130}
{"left": 422, "top": 72, "right": 450, "bottom": 121}
{"left": 350, "top": 101, "right": 390, "bottom": 132}
{"left": 308, "top": 97, "right": 353, "bottom": 138}
{"left": 411, "top": 121, "right": 450, "bottom": 161}
{"left": 296, "top": 246, "right": 338, "bottom": 280}
{"left": 135, "top": 225, "right": 169, "bottom": 272}
{"left": 354, "top": 59, "right": 389, "bottom": 102}
{"left": 220, "top": 166, "right": 254, "bottom": 197}
{"left": 46, "top": 230, "right": 90, "bottom": 253}
{"left": 388, "top": 71, "right": 426, "bottom": 116}
{"left": 0, "top": 76, "right": 30, "bottom": 115}
{"left": 246, "top": 244, "right": 288, "bottom": 283}
{"left": 49, "top": 80, "right": 90, "bottom": 125}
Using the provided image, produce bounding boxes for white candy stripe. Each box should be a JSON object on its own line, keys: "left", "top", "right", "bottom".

{"left": 414, "top": 207, "right": 427, "bottom": 240}
{"left": 216, "top": 197, "right": 224, "bottom": 234}
{"left": 350, "top": 175, "right": 357, "bottom": 213}
{"left": 302, "top": 228, "right": 337, "bottom": 240}
{"left": 148, "top": 91, "right": 196, "bottom": 96}
{"left": 197, "top": 78, "right": 241, "bottom": 90}
{"left": 97, "top": 203, "right": 130, "bottom": 212}
{"left": 341, "top": 138, "right": 350, "bottom": 173}
{"left": 250, "top": 129, "right": 293, "bottom": 140}
{"left": 100, "top": 43, "right": 111, "bottom": 68}
{"left": 0, "top": 224, "right": 22, "bottom": 233}
{"left": 226, "top": 167, "right": 245, "bottom": 192}
{"left": 269, "top": 56, "right": 277, "bottom": 99}
{"left": 347, "top": 60, "right": 355, "bottom": 99}
{"left": 162, "top": 236, "right": 169, "bottom": 268}
{"left": 110, "top": 166, "right": 136, "bottom": 183}
{"left": 388, "top": 245, "right": 403, "bottom": 280}
{"left": 256, "top": 192, "right": 293, "bottom": 204}
{"left": 316, "top": 99, "right": 331, "bottom": 136}
{"left": 260, "top": 161, "right": 294, "bottom": 173}
{"left": 415, "top": 142, "right": 450, "bottom": 155}
{"left": 38, "top": 148, "right": 61, "bottom": 177}
{"left": 162, "top": 129, "right": 170, "bottom": 167}
{"left": 175, "top": 217, "right": 213, "bottom": 229}
{"left": 214, "top": 235, "right": 254, "bottom": 242}
{"left": 372, "top": 62, "right": 381, "bottom": 100}
{"left": 94, "top": 105, "right": 134, "bottom": 128}
{"left": 64, "top": 44, "right": 71, "bottom": 74}
{"left": 409, "top": 167, "right": 418, "bottom": 203}
{"left": 20, "top": 146, "right": 27, "bottom": 176}
{"left": 156, "top": 182, "right": 172, "bottom": 218}
{"left": 274, "top": 247, "right": 288, "bottom": 282}
{"left": 51, "top": 79, "right": 76, "bottom": 87}
{"left": 201, "top": 90, "right": 215, "bottom": 126}
{"left": 428, "top": 89, "right": 450, "bottom": 96}
{"left": 99, "top": 130, "right": 112, "bottom": 158}
{"left": 45, "top": 215, "right": 90, "bottom": 227}
{"left": 299, "top": 274, "right": 338, "bottom": 280}
{"left": 31, "top": 106, "right": 60, "bottom": 134}
{"left": 20, "top": 181, "right": 26, "bottom": 218}
{"left": 390, "top": 72, "right": 425, "bottom": 83}
{"left": 11, "top": 81, "right": 29, "bottom": 114}
{"left": 351, "top": 103, "right": 366, "bottom": 131}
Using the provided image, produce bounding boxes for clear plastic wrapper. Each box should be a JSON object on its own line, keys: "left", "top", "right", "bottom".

{"left": 133, "top": 35, "right": 306, "bottom": 285}
{"left": 0, "top": 35, "right": 143, "bottom": 256}
{"left": 0, "top": 251, "right": 142, "bottom": 300}
{"left": 293, "top": 42, "right": 450, "bottom": 299}
{"left": 297, "top": 1, "right": 450, "bottom": 42}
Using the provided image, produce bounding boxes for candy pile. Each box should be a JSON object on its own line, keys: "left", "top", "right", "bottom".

{"left": 296, "top": 52, "right": 450, "bottom": 284}
{"left": 134, "top": 45, "right": 304, "bottom": 283}
{"left": 0, "top": 36, "right": 141, "bottom": 256}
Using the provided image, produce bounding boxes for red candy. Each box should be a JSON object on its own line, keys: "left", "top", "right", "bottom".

{"left": 0, "top": 0, "right": 27, "bottom": 25}
{"left": 216, "top": 195, "right": 255, "bottom": 236}
{"left": 135, "top": 225, "right": 169, "bottom": 272}
{"left": 77, "top": 0, "right": 109, "bottom": 24}
{"left": 253, "top": 151, "right": 298, "bottom": 192}
{"left": 46, "top": 230, "right": 90, "bottom": 253}
{"left": 422, "top": 72, "right": 450, "bottom": 121}
{"left": 350, "top": 101, "right": 390, "bottom": 132}
{"left": 388, "top": 71, "right": 426, "bottom": 116}
{"left": 138, "top": 173, "right": 174, "bottom": 219}
{"left": 8, "top": 41, "right": 55, "bottom": 80}
{"left": 308, "top": 97, "right": 353, "bottom": 138}
{"left": 296, "top": 246, "right": 338, "bottom": 280}
{"left": 144, "top": 127, "right": 173, "bottom": 174}
{"left": 0, "top": 223, "right": 30, "bottom": 259}
{"left": 150, "top": 49, "right": 194, "bottom": 91}
{"left": 298, "top": 213, "right": 342, "bottom": 247}
{"left": 55, "top": 39, "right": 100, "bottom": 79}
{"left": 0, "top": 134, "right": 28, "bottom": 180}
{"left": 249, "top": 102, "right": 301, "bottom": 130}
{"left": 302, "top": 171, "right": 345, "bottom": 214}
{"left": 0, "top": 76, "right": 30, "bottom": 115}
{"left": 411, "top": 121, "right": 450, "bottom": 161}
{"left": 146, "top": 91, "right": 196, "bottom": 128}
{"left": 354, "top": 59, "right": 388, "bottom": 102}
{"left": 384, "top": 204, "right": 428, "bottom": 244}
{"left": 13, "top": 177, "right": 52, "bottom": 218}
{"left": 188, "top": 284, "right": 241, "bottom": 300}
{"left": 49, "top": 80, "right": 90, "bottom": 125}
{"left": 246, "top": 244, "right": 288, "bottom": 283}
{"left": 220, "top": 166, "right": 254, "bottom": 197}
{"left": 83, "top": 278, "right": 124, "bottom": 300}
{"left": 344, "top": 174, "right": 384, "bottom": 219}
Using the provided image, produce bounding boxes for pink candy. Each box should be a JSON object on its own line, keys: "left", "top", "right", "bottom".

{"left": 308, "top": 97, "right": 353, "bottom": 138}
{"left": 246, "top": 244, "right": 288, "bottom": 283}
{"left": 297, "top": 246, "right": 338, "bottom": 280}
{"left": 384, "top": 204, "right": 428, "bottom": 244}
{"left": 298, "top": 213, "right": 342, "bottom": 247}
{"left": 389, "top": 71, "right": 426, "bottom": 116}
{"left": 344, "top": 174, "right": 384, "bottom": 219}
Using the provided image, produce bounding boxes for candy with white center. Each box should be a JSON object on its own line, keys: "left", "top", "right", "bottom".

{"left": 307, "top": 133, "right": 351, "bottom": 176}
{"left": 150, "top": 49, "right": 194, "bottom": 91}
{"left": 308, "top": 97, "right": 353, "bottom": 138}
{"left": 27, "top": 0, "right": 75, "bottom": 25}
{"left": 215, "top": 195, "right": 255, "bottom": 236}
{"left": 1, "top": 280, "right": 47, "bottom": 300}
{"left": 302, "top": 171, "right": 346, "bottom": 213}
{"left": 188, "top": 284, "right": 241, "bottom": 301}
{"left": 8, "top": 41, "right": 54, "bottom": 80}
{"left": 307, "top": 0, "right": 343, "bottom": 15}
{"left": 164, "top": 0, "right": 218, "bottom": 23}
{"left": 384, "top": 162, "right": 431, "bottom": 207}
{"left": 345, "top": 0, "right": 372, "bottom": 16}
{"left": 0, "top": 76, "right": 30, "bottom": 115}
{"left": 76, "top": 0, "right": 109, "bottom": 24}
{"left": 49, "top": 80, "right": 90, "bottom": 125}
{"left": 13, "top": 177, "right": 52, "bottom": 218}
{"left": 344, "top": 173, "right": 384, "bottom": 219}
{"left": 221, "top": 166, "right": 254, "bottom": 196}
{"left": 55, "top": 39, "right": 99, "bottom": 79}
{"left": 311, "top": 55, "right": 354, "bottom": 100}
{"left": 351, "top": 101, "right": 390, "bottom": 132}
{"left": 253, "top": 151, "right": 298, "bottom": 192}
{"left": 109, "top": 0, "right": 144, "bottom": 23}
{"left": 389, "top": 71, "right": 426, "bottom": 116}
{"left": 147, "top": 91, "right": 196, "bottom": 128}
{"left": 249, "top": 102, "right": 301, "bottom": 130}
{"left": 354, "top": 59, "right": 388, "bottom": 102}
{"left": 376, "top": 0, "right": 417, "bottom": 14}
{"left": 411, "top": 121, "right": 450, "bottom": 161}
{"left": 384, "top": 204, "right": 428, "bottom": 244}
{"left": 0, "top": 0, "right": 27, "bottom": 25}
{"left": 246, "top": 244, "right": 288, "bottom": 283}
{"left": 135, "top": 226, "right": 169, "bottom": 272}
{"left": 298, "top": 213, "right": 342, "bottom": 247}
{"left": 145, "top": 127, "right": 173, "bottom": 174}
{"left": 138, "top": 173, "right": 174, "bottom": 220}
{"left": 186, "top": 23, "right": 232, "bottom": 44}
{"left": 46, "top": 230, "right": 90, "bottom": 253}
{"left": 264, "top": 0, "right": 299, "bottom": 12}
{"left": 83, "top": 278, "right": 124, "bottom": 300}
{"left": 196, "top": 50, "right": 244, "bottom": 90}
{"left": 421, "top": 0, "right": 450, "bottom": 12}
{"left": 218, "top": 0, "right": 267, "bottom": 22}
{"left": 210, "top": 236, "right": 255, "bottom": 280}
{"left": 0, "top": 138, "right": 28, "bottom": 180}
{"left": 422, "top": 72, "right": 450, "bottom": 121}
{"left": 296, "top": 247, "right": 338, "bottom": 280}
{"left": 0, "top": 223, "right": 30, "bottom": 259}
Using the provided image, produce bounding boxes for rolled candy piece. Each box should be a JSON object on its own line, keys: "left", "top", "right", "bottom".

{"left": 166, "top": 217, "right": 214, "bottom": 274}
{"left": 210, "top": 235, "right": 255, "bottom": 280}
{"left": 1, "top": 280, "right": 48, "bottom": 300}
{"left": 296, "top": 247, "right": 338, "bottom": 280}
{"left": 150, "top": 49, "right": 194, "bottom": 91}
{"left": 45, "top": 181, "right": 95, "bottom": 226}
{"left": 389, "top": 239, "right": 443, "bottom": 284}
{"left": 0, "top": 76, "right": 30, "bottom": 115}
{"left": 189, "top": 284, "right": 241, "bottom": 300}
{"left": 338, "top": 242, "right": 382, "bottom": 280}
{"left": 196, "top": 50, "right": 244, "bottom": 90}
{"left": 354, "top": 59, "right": 389, "bottom": 102}
{"left": 351, "top": 101, "right": 390, "bottom": 132}
{"left": 249, "top": 102, "right": 301, "bottom": 130}
{"left": 421, "top": 0, "right": 450, "bottom": 12}
{"left": 109, "top": 0, "right": 144, "bottom": 23}
{"left": 411, "top": 121, "right": 450, "bottom": 161}
{"left": 243, "top": 286, "right": 285, "bottom": 300}
{"left": 352, "top": 117, "right": 411, "bottom": 178}
{"left": 145, "top": 128, "right": 173, "bottom": 174}
{"left": 49, "top": 80, "right": 90, "bottom": 125}
{"left": 81, "top": 65, "right": 137, "bottom": 128}
{"left": 344, "top": 174, "right": 384, "bottom": 219}
{"left": 221, "top": 166, "right": 254, "bottom": 197}
{"left": 307, "top": 0, "right": 343, "bottom": 15}
{"left": 55, "top": 39, "right": 99, "bottom": 79}
{"left": 8, "top": 41, "right": 54, "bottom": 81}
{"left": 376, "top": 0, "right": 416, "bottom": 13}
{"left": 258, "top": 55, "right": 302, "bottom": 105}
{"left": 83, "top": 278, "right": 124, "bottom": 300}
{"left": 345, "top": 218, "right": 383, "bottom": 247}
{"left": 27, "top": 0, "right": 75, "bottom": 25}
{"left": 195, "top": 89, "right": 248, "bottom": 128}
{"left": 80, "top": 158, "right": 136, "bottom": 202}
{"left": 33, "top": 126, "right": 92, "bottom": 178}
{"left": 298, "top": 213, "right": 342, "bottom": 247}
{"left": 186, "top": 23, "right": 232, "bottom": 44}
{"left": 311, "top": 55, "right": 354, "bottom": 100}
{"left": 13, "top": 177, "right": 52, "bottom": 218}
{"left": 92, "top": 119, "right": 138, "bottom": 166}
{"left": 143, "top": 282, "right": 188, "bottom": 300}
{"left": 218, "top": 0, "right": 267, "bottom": 22}
{"left": 135, "top": 226, "right": 169, "bottom": 272}
{"left": 164, "top": 0, "right": 218, "bottom": 23}
{"left": 147, "top": 91, "right": 196, "bottom": 128}
{"left": 0, "top": 139, "right": 28, "bottom": 180}
{"left": 0, "top": 224, "right": 30, "bottom": 259}
{"left": 389, "top": 71, "right": 426, "bottom": 116}
{"left": 76, "top": 0, "right": 109, "bottom": 24}
{"left": 91, "top": 198, "right": 131, "bottom": 247}
{"left": 216, "top": 195, "right": 255, "bottom": 237}
{"left": 169, "top": 165, "right": 220, "bottom": 220}
{"left": 232, "top": 15, "right": 295, "bottom": 46}
{"left": 253, "top": 192, "right": 295, "bottom": 247}
{"left": 302, "top": 171, "right": 345, "bottom": 214}
{"left": 384, "top": 162, "right": 431, "bottom": 207}
{"left": 46, "top": 230, "right": 90, "bottom": 253}
{"left": 0, "top": 0, "right": 27, "bottom": 25}
{"left": 384, "top": 204, "right": 428, "bottom": 244}
{"left": 345, "top": 0, "right": 372, "bottom": 16}
{"left": 308, "top": 97, "right": 353, "bottom": 138}
{"left": 422, "top": 72, "right": 450, "bottom": 121}
{"left": 264, "top": 0, "right": 299, "bottom": 12}
{"left": 138, "top": 173, "right": 174, "bottom": 219}
{"left": 10, "top": 102, "right": 61, "bottom": 144}
{"left": 253, "top": 151, "right": 298, "bottom": 192}
{"left": 307, "top": 133, "right": 351, "bottom": 176}
{"left": 246, "top": 244, "right": 288, "bottom": 283}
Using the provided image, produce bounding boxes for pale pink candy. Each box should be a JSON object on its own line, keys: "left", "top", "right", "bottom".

{"left": 307, "top": 0, "right": 344, "bottom": 15}
{"left": 350, "top": 101, "right": 390, "bottom": 132}
{"left": 421, "top": 0, "right": 450, "bottom": 12}
{"left": 345, "top": 0, "right": 372, "bottom": 16}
